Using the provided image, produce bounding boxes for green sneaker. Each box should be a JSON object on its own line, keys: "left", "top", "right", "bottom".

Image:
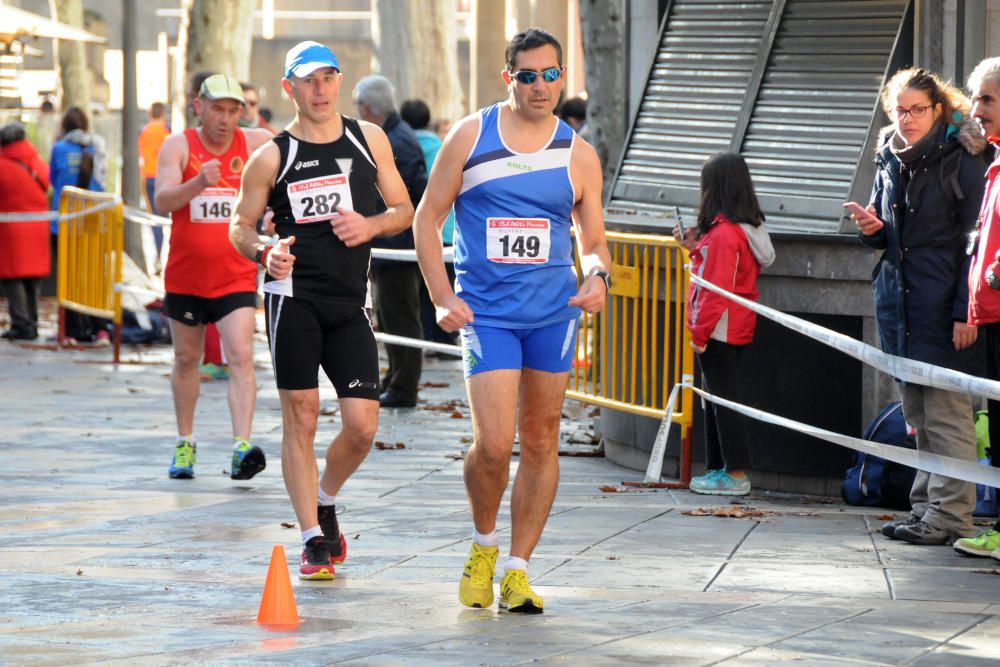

{"left": 168, "top": 440, "right": 196, "bottom": 479}
{"left": 199, "top": 363, "right": 230, "bottom": 381}
{"left": 953, "top": 529, "right": 1000, "bottom": 557}
{"left": 231, "top": 440, "right": 266, "bottom": 480}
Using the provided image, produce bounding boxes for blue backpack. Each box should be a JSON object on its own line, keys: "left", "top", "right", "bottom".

{"left": 842, "top": 401, "right": 917, "bottom": 510}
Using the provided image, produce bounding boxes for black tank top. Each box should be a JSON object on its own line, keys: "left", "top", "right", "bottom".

{"left": 264, "top": 116, "right": 379, "bottom": 305}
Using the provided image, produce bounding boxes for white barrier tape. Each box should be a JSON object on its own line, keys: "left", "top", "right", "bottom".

{"left": 663, "top": 382, "right": 1000, "bottom": 489}
{"left": 0, "top": 198, "right": 119, "bottom": 223}
{"left": 374, "top": 331, "right": 462, "bottom": 357}
{"left": 689, "top": 272, "right": 1000, "bottom": 402}
{"left": 644, "top": 382, "right": 683, "bottom": 482}
{"left": 372, "top": 247, "right": 454, "bottom": 263}
{"left": 122, "top": 205, "right": 171, "bottom": 228}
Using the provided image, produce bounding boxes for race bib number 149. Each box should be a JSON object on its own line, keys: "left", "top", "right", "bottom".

{"left": 486, "top": 218, "right": 550, "bottom": 264}
{"left": 288, "top": 175, "right": 354, "bottom": 224}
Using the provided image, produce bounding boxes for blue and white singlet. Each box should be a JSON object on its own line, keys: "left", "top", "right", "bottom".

{"left": 453, "top": 103, "right": 579, "bottom": 329}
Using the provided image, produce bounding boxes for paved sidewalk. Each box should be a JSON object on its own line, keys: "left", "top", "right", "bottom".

{"left": 1, "top": 330, "right": 1000, "bottom": 665}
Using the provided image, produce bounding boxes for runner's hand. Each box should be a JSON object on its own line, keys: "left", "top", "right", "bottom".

{"left": 198, "top": 159, "right": 222, "bottom": 188}
{"left": 568, "top": 275, "right": 608, "bottom": 315}
{"left": 435, "top": 294, "right": 474, "bottom": 333}
{"left": 267, "top": 235, "right": 296, "bottom": 279}
{"left": 331, "top": 207, "right": 376, "bottom": 247}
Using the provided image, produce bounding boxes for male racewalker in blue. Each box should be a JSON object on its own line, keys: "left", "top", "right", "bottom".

{"left": 415, "top": 27, "right": 611, "bottom": 612}
{"left": 230, "top": 42, "right": 414, "bottom": 580}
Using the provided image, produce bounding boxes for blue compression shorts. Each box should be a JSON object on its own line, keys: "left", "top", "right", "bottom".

{"left": 460, "top": 320, "right": 579, "bottom": 378}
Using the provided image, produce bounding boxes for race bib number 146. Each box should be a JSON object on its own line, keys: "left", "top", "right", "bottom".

{"left": 288, "top": 175, "right": 354, "bottom": 224}
{"left": 486, "top": 218, "right": 550, "bottom": 264}
{"left": 189, "top": 187, "right": 237, "bottom": 223}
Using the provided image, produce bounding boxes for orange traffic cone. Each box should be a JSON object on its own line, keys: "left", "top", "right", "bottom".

{"left": 257, "top": 545, "right": 300, "bottom": 627}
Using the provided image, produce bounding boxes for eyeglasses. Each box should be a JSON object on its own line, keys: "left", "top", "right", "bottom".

{"left": 510, "top": 67, "right": 562, "bottom": 85}
{"left": 894, "top": 104, "right": 932, "bottom": 119}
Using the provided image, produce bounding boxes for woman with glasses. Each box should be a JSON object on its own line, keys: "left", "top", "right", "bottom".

{"left": 849, "top": 67, "right": 991, "bottom": 546}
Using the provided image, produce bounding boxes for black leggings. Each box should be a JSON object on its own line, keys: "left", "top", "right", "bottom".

{"left": 696, "top": 340, "right": 751, "bottom": 472}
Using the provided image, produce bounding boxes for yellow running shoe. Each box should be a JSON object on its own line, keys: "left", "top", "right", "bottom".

{"left": 499, "top": 569, "right": 544, "bottom": 614}
{"left": 458, "top": 543, "right": 498, "bottom": 608}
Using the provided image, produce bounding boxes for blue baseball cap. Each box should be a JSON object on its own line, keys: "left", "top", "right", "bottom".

{"left": 284, "top": 41, "right": 341, "bottom": 79}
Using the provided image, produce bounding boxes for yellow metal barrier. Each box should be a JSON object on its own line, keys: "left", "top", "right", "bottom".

{"left": 569, "top": 231, "right": 695, "bottom": 478}
{"left": 57, "top": 187, "right": 124, "bottom": 362}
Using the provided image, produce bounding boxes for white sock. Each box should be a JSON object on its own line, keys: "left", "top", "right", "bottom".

{"left": 177, "top": 435, "right": 194, "bottom": 444}
{"left": 317, "top": 486, "right": 336, "bottom": 507}
{"left": 473, "top": 527, "right": 499, "bottom": 548}
{"left": 301, "top": 525, "right": 323, "bottom": 546}
{"left": 503, "top": 556, "right": 528, "bottom": 573}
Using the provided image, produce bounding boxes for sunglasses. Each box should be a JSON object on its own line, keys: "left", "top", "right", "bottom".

{"left": 510, "top": 67, "right": 562, "bottom": 85}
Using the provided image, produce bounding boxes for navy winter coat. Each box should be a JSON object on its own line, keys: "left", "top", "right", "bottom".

{"left": 372, "top": 112, "right": 427, "bottom": 253}
{"left": 861, "top": 121, "right": 990, "bottom": 374}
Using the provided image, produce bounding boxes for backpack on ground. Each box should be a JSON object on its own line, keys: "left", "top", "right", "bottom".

{"left": 842, "top": 401, "right": 917, "bottom": 510}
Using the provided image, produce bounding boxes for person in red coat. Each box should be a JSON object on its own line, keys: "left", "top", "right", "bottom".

{"left": 0, "top": 122, "right": 51, "bottom": 340}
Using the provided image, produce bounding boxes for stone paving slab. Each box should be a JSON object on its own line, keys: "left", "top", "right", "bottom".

{"left": 2, "top": 337, "right": 1000, "bottom": 664}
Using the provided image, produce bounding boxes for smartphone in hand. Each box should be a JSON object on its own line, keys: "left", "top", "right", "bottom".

{"left": 843, "top": 201, "right": 876, "bottom": 222}
{"left": 673, "top": 206, "right": 685, "bottom": 234}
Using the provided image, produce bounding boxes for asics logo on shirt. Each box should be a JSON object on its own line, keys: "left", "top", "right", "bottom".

{"left": 294, "top": 159, "right": 320, "bottom": 170}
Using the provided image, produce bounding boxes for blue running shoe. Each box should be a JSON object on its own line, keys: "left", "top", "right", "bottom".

{"left": 231, "top": 440, "right": 266, "bottom": 480}
{"left": 690, "top": 470, "right": 750, "bottom": 496}
{"left": 169, "top": 440, "right": 196, "bottom": 479}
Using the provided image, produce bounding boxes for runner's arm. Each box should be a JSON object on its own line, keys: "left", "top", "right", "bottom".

{"left": 153, "top": 133, "right": 203, "bottom": 213}
{"left": 567, "top": 140, "right": 612, "bottom": 313}
{"left": 415, "top": 115, "right": 476, "bottom": 307}
{"left": 359, "top": 121, "right": 414, "bottom": 238}
{"left": 229, "top": 142, "right": 280, "bottom": 261}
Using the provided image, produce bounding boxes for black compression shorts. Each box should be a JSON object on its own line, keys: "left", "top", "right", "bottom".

{"left": 264, "top": 293, "right": 380, "bottom": 397}
{"left": 164, "top": 291, "right": 256, "bottom": 326}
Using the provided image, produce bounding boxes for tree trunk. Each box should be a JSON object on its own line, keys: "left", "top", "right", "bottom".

{"left": 578, "top": 0, "right": 627, "bottom": 202}
{"left": 52, "top": 0, "right": 91, "bottom": 111}
{"left": 178, "top": 0, "right": 255, "bottom": 128}
{"left": 372, "top": 0, "right": 465, "bottom": 122}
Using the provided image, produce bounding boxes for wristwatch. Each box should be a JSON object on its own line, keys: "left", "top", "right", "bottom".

{"left": 593, "top": 269, "right": 612, "bottom": 292}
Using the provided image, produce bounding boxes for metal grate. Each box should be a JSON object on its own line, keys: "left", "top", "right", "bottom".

{"left": 609, "top": 0, "right": 909, "bottom": 235}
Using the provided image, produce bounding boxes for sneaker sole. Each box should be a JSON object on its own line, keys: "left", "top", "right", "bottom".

{"left": 299, "top": 567, "right": 335, "bottom": 581}
{"left": 231, "top": 448, "right": 266, "bottom": 480}
{"left": 690, "top": 487, "right": 750, "bottom": 496}
{"left": 168, "top": 470, "right": 194, "bottom": 479}
{"left": 954, "top": 543, "right": 995, "bottom": 557}
{"left": 499, "top": 600, "right": 543, "bottom": 614}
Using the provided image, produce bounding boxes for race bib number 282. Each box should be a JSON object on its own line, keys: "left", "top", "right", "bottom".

{"left": 486, "top": 218, "right": 550, "bottom": 264}
{"left": 288, "top": 175, "right": 354, "bottom": 224}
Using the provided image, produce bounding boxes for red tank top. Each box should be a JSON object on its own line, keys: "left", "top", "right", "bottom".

{"left": 164, "top": 128, "right": 257, "bottom": 298}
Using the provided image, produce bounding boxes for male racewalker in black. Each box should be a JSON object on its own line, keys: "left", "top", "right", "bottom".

{"left": 230, "top": 41, "right": 414, "bottom": 579}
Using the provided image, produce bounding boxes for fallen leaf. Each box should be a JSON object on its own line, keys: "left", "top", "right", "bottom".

{"left": 445, "top": 452, "right": 466, "bottom": 460}
{"left": 973, "top": 569, "right": 1000, "bottom": 576}
{"left": 352, "top": 533, "right": 360, "bottom": 539}
{"left": 459, "top": 436, "right": 473, "bottom": 444}
{"left": 606, "top": 555, "right": 621, "bottom": 560}
{"left": 280, "top": 522, "right": 296, "bottom": 529}
{"left": 164, "top": 586, "right": 172, "bottom": 591}
{"left": 450, "top": 411, "right": 463, "bottom": 419}
{"left": 599, "top": 485, "right": 619, "bottom": 493}
{"left": 420, "top": 382, "right": 450, "bottom": 388}
{"left": 375, "top": 441, "right": 407, "bottom": 450}
{"left": 876, "top": 514, "right": 895, "bottom": 521}
{"left": 682, "top": 506, "right": 774, "bottom": 519}
{"left": 76, "top": 569, "right": 83, "bottom": 576}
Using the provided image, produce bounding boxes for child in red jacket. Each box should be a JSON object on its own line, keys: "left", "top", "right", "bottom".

{"left": 675, "top": 153, "right": 774, "bottom": 495}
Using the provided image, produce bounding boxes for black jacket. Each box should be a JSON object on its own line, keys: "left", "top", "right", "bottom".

{"left": 861, "top": 119, "right": 991, "bottom": 373}
{"left": 372, "top": 112, "right": 427, "bottom": 252}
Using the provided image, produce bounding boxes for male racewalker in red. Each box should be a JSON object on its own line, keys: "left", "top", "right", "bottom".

{"left": 415, "top": 28, "right": 611, "bottom": 612}
{"left": 155, "top": 74, "right": 273, "bottom": 481}
{"left": 230, "top": 42, "right": 414, "bottom": 579}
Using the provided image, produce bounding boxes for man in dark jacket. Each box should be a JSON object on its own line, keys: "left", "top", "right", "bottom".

{"left": 354, "top": 75, "right": 428, "bottom": 408}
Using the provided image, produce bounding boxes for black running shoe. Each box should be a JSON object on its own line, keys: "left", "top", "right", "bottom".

{"left": 299, "top": 536, "right": 335, "bottom": 580}
{"left": 231, "top": 443, "right": 266, "bottom": 480}
{"left": 318, "top": 504, "right": 347, "bottom": 564}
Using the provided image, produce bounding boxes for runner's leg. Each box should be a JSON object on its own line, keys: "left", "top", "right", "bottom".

{"left": 169, "top": 319, "right": 206, "bottom": 436}
{"left": 215, "top": 306, "right": 256, "bottom": 440}
{"left": 279, "top": 387, "right": 321, "bottom": 530}
{"left": 465, "top": 369, "right": 521, "bottom": 533}
{"left": 319, "top": 397, "right": 378, "bottom": 496}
